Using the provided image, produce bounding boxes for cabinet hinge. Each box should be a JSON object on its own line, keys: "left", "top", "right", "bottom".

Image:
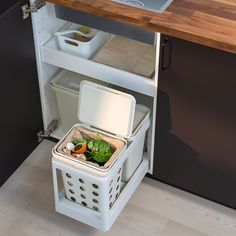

{"left": 37, "top": 119, "right": 58, "bottom": 142}
{"left": 22, "top": 0, "right": 46, "bottom": 19}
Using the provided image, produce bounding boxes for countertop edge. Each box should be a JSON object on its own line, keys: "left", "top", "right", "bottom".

{"left": 47, "top": 0, "right": 236, "bottom": 55}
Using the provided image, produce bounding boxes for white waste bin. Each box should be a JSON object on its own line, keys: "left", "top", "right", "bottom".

{"left": 51, "top": 70, "right": 108, "bottom": 132}
{"left": 52, "top": 81, "right": 151, "bottom": 229}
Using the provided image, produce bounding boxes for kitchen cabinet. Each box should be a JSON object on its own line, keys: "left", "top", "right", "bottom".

{"left": 153, "top": 35, "right": 236, "bottom": 209}
{"left": 0, "top": 1, "right": 43, "bottom": 186}
{"left": 0, "top": 1, "right": 18, "bottom": 15}
{"left": 22, "top": 0, "right": 157, "bottom": 231}
{"left": 1, "top": 0, "right": 235, "bottom": 231}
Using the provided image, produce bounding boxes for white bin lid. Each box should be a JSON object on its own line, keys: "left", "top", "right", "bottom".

{"left": 78, "top": 81, "right": 137, "bottom": 138}
{"left": 51, "top": 70, "right": 107, "bottom": 95}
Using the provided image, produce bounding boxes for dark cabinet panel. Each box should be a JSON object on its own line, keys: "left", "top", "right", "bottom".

{"left": 0, "top": 2, "right": 43, "bottom": 186}
{"left": 0, "top": 0, "right": 19, "bottom": 16}
{"left": 153, "top": 35, "right": 236, "bottom": 209}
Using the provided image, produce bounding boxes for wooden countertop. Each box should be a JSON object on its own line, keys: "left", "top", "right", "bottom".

{"left": 47, "top": 0, "right": 236, "bottom": 54}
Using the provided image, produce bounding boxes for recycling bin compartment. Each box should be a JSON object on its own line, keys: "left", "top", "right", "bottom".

{"left": 52, "top": 81, "right": 150, "bottom": 230}
{"left": 51, "top": 70, "right": 108, "bottom": 132}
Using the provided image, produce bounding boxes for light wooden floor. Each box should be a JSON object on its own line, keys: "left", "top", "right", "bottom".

{"left": 1, "top": 140, "right": 236, "bottom": 236}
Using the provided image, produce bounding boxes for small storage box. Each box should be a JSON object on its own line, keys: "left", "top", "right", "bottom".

{"left": 52, "top": 81, "right": 150, "bottom": 230}
{"left": 51, "top": 70, "right": 108, "bottom": 132}
{"left": 55, "top": 26, "right": 110, "bottom": 59}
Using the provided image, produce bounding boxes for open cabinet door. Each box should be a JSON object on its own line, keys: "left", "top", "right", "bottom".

{"left": 0, "top": 1, "right": 43, "bottom": 186}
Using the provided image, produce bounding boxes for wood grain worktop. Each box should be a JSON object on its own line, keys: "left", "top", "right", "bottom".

{"left": 47, "top": 0, "right": 236, "bottom": 54}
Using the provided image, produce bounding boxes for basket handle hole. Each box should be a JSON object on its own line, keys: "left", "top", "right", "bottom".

{"left": 64, "top": 39, "right": 79, "bottom": 47}
{"left": 67, "top": 181, "right": 73, "bottom": 186}
{"left": 66, "top": 173, "right": 72, "bottom": 178}
{"left": 70, "top": 197, "right": 76, "bottom": 202}
{"left": 69, "top": 189, "right": 75, "bottom": 194}
{"left": 80, "top": 186, "right": 86, "bottom": 191}
{"left": 92, "top": 183, "right": 99, "bottom": 189}
{"left": 109, "top": 202, "right": 113, "bottom": 209}
{"left": 92, "top": 191, "right": 99, "bottom": 196}
{"left": 93, "top": 206, "right": 99, "bottom": 211}
{"left": 93, "top": 199, "right": 99, "bottom": 204}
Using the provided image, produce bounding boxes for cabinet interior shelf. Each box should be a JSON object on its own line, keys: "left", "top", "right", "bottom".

{"left": 41, "top": 37, "right": 156, "bottom": 97}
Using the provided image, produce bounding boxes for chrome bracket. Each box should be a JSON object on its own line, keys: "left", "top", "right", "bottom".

{"left": 22, "top": 0, "right": 46, "bottom": 19}
{"left": 37, "top": 119, "right": 58, "bottom": 142}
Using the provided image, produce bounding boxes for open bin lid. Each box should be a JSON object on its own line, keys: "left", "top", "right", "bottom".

{"left": 78, "top": 81, "right": 150, "bottom": 139}
{"left": 78, "top": 81, "right": 137, "bottom": 138}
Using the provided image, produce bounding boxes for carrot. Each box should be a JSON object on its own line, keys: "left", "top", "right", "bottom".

{"left": 74, "top": 143, "right": 87, "bottom": 154}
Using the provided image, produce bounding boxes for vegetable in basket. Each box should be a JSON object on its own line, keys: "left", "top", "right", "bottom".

{"left": 66, "top": 134, "right": 115, "bottom": 165}
{"left": 87, "top": 135, "right": 115, "bottom": 164}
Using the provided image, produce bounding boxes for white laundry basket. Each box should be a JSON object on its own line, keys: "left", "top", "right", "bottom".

{"left": 52, "top": 81, "right": 150, "bottom": 230}
{"left": 51, "top": 70, "right": 108, "bottom": 132}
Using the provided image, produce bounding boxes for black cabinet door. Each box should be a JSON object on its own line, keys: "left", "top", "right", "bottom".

{"left": 0, "top": 0, "right": 19, "bottom": 15}
{"left": 153, "top": 35, "right": 236, "bottom": 209}
{"left": 0, "top": 1, "right": 43, "bottom": 186}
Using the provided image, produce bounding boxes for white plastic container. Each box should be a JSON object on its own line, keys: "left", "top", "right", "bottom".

{"left": 56, "top": 124, "right": 126, "bottom": 212}
{"left": 52, "top": 81, "right": 150, "bottom": 230}
{"left": 51, "top": 70, "right": 107, "bottom": 132}
{"left": 77, "top": 81, "right": 150, "bottom": 181}
{"left": 121, "top": 104, "right": 149, "bottom": 182}
{"left": 111, "top": 85, "right": 153, "bottom": 181}
{"left": 55, "top": 27, "right": 110, "bottom": 59}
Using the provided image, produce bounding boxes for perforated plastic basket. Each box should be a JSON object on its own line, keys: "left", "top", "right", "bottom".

{"left": 52, "top": 81, "right": 150, "bottom": 214}
{"left": 53, "top": 123, "right": 127, "bottom": 211}
{"left": 60, "top": 157, "right": 123, "bottom": 212}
